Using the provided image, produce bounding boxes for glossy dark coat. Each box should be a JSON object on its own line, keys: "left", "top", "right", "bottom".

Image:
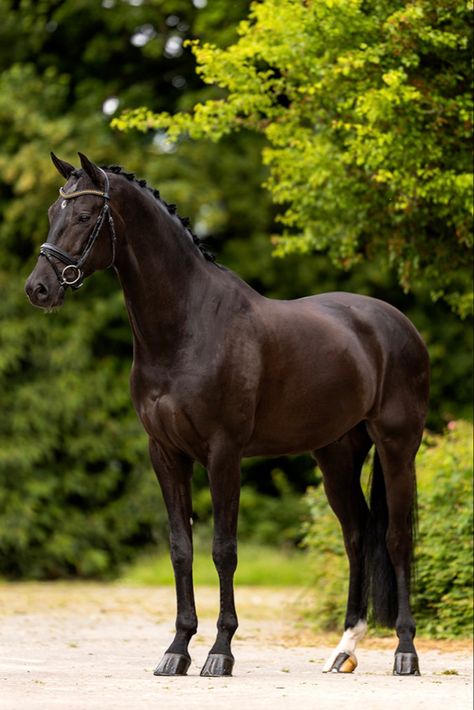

{"left": 25, "top": 154, "right": 430, "bottom": 678}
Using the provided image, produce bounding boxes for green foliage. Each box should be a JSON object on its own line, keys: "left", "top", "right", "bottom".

{"left": 117, "top": 0, "right": 473, "bottom": 314}
{"left": 413, "top": 422, "right": 474, "bottom": 636}
{"left": 0, "top": 281, "right": 167, "bottom": 578}
{"left": 238, "top": 471, "right": 305, "bottom": 546}
{"left": 300, "top": 469, "right": 348, "bottom": 631}
{"left": 193, "top": 466, "right": 306, "bottom": 547}
{"left": 301, "top": 422, "right": 473, "bottom": 637}
{"left": 122, "top": 542, "right": 310, "bottom": 587}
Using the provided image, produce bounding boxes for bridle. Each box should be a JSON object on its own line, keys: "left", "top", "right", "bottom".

{"left": 39, "top": 168, "right": 116, "bottom": 289}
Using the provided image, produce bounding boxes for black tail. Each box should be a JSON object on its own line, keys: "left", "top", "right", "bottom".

{"left": 365, "top": 450, "right": 417, "bottom": 628}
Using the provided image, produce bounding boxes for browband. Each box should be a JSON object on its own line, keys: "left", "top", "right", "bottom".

{"left": 59, "top": 186, "right": 110, "bottom": 199}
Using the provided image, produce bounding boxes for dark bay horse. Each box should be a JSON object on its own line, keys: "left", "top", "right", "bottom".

{"left": 25, "top": 153, "right": 429, "bottom": 678}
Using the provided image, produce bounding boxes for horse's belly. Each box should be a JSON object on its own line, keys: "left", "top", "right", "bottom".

{"left": 244, "top": 409, "right": 365, "bottom": 456}
{"left": 244, "top": 364, "right": 374, "bottom": 456}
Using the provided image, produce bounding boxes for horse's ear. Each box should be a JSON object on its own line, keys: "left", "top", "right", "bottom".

{"left": 78, "top": 152, "right": 103, "bottom": 186}
{"left": 51, "top": 152, "right": 75, "bottom": 180}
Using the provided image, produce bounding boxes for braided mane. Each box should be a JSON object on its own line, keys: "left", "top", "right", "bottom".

{"left": 76, "top": 164, "right": 216, "bottom": 263}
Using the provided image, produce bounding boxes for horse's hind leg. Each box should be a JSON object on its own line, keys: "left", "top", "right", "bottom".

{"left": 367, "top": 417, "right": 422, "bottom": 676}
{"left": 149, "top": 440, "right": 197, "bottom": 676}
{"left": 313, "top": 423, "right": 372, "bottom": 673}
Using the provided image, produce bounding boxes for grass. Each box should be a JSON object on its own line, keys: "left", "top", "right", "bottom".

{"left": 121, "top": 542, "right": 312, "bottom": 587}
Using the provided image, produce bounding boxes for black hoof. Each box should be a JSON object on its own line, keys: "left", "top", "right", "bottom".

{"left": 200, "top": 653, "right": 234, "bottom": 677}
{"left": 154, "top": 652, "right": 191, "bottom": 676}
{"left": 393, "top": 652, "right": 420, "bottom": 676}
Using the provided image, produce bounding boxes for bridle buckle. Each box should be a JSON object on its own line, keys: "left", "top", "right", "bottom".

{"left": 61, "top": 264, "right": 83, "bottom": 287}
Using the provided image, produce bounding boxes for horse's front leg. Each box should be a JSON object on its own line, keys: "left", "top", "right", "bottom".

{"left": 149, "top": 440, "right": 197, "bottom": 676}
{"left": 200, "top": 441, "right": 241, "bottom": 677}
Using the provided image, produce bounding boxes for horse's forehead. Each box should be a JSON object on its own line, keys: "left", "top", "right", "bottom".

{"left": 49, "top": 180, "right": 76, "bottom": 215}
{"left": 56, "top": 177, "right": 84, "bottom": 210}
{"left": 65, "top": 177, "right": 80, "bottom": 192}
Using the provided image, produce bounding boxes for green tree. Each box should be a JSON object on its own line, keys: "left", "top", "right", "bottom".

{"left": 116, "top": 0, "right": 473, "bottom": 316}
{"left": 0, "top": 0, "right": 259, "bottom": 578}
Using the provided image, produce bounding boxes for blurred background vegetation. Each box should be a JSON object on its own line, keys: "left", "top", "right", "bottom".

{"left": 0, "top": 0, "right": 471, "bottom": 637}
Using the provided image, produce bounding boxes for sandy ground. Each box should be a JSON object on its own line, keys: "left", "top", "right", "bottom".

{"left": 0, "top": 584, "right": 472, "bottom": 710}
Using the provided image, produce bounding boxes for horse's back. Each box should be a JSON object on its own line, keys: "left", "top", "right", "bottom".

{"left": 260, "top": 290, "right": 427, "bottom": 366}
{"left": 291, "top": 291, "right": 421, "bottom": 337}
{"left": 272, "top": 291, "right": 428, "bottom": 373}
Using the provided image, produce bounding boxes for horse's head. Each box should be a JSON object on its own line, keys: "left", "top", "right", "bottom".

{"left": 25, "top": 152, "right": 116, "bottom": 309}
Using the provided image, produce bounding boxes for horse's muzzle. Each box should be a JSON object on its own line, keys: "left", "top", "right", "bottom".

{"left": 25, "top": 275, "right": 64, "bottom": 309}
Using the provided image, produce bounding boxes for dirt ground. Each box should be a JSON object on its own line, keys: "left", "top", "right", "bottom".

{"left": 0, "top": 583, "right": 472, "bottom": 710}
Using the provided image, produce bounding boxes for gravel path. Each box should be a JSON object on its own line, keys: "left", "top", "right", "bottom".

{"left": 0, "top": 584, "right": 471, "bottom": 710}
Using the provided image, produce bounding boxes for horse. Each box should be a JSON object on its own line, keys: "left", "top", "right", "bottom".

{"left": 25, "top": 152, "right": 430, "bottom": 678}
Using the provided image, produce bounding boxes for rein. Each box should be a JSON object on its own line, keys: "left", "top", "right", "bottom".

{"left": 39, "top": 168, "right": 116, "bottom": 289}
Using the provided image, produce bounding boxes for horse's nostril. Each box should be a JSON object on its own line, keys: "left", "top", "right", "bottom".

{"left": 25, "top": 281, "right": 49, "bottom": 304}
{"left": 34, "top": 282, "right": 49, "bottom": 302}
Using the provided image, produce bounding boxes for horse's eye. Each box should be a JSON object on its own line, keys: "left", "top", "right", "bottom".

{"left": 78, "top": 213, "right": 91, "bottom": 222}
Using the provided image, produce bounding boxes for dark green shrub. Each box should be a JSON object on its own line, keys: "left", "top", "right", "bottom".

{"left": 300, "top": 477, "right": 348, "bottom": 631}
{"left": 302, "top": 422, "right": 473, "bottom": 637}
{"left": 0, "top": 286, "right": 168, "bottom": 579}
{"left": 413, "top": 422, "right": 473, "bottom": 637}
{"left": 193, "top": 467, "right": 306, "bottom": 547}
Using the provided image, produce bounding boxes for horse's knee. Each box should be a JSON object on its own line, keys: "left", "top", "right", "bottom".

{"left": 170, "top": 536, "right": 192, "bottom": 571}
{"left": 212, "top": 538, "right": 237, "bottom": 573}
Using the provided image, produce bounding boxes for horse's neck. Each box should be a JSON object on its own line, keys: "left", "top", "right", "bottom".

{"left": 113, "top": 194, "right": 211, "bottom": 362}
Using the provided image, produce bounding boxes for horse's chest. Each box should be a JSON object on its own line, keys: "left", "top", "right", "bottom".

{"left": 135, "top": 389, "right": 180, "bottom": 439}
{"left": 130, "top": 368, "right": 204, "bottom": 452}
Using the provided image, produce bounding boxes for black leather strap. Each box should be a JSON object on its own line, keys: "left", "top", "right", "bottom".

{"left": 39, "top": 242, "right": 77, "bottom": 266}
{"left": 39, "top": 168, "right": 116, "bottom": 289}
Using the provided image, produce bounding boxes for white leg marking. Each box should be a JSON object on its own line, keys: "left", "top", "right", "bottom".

{"left": 322, "top": 619, "right": 367, "bottom": 673}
